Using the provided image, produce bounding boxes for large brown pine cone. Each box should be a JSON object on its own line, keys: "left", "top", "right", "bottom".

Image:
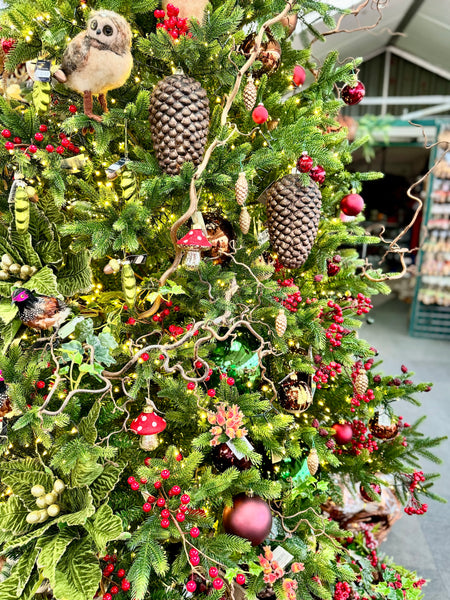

{"left": 149, "top": 74, "right": 210, "bottom": 175}
{"left": 266, "top": 175, "right": 322, "bottom": 268}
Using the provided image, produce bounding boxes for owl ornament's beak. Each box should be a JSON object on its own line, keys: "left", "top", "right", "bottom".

{"left": 96, "top": 30, "right": 101, "bottom": 35}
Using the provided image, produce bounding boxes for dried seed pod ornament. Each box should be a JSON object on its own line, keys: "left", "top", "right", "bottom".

{"left": 354, "top": 370, "right": 369, "bottom": 395}
{"left": 275, "top": 308, "right": 287, "bottom": 337}
{"left": 239, "top": 206, "right": 251, "bottom": 235}
{"left": 121, "top": 263, "right": 137, "bottom": 308}
{"left": 307, "top": 447, "right": 319, "bottom": 476}
{"left": 235, "top": 171, "right": 248, "bottom": 206}
{"left": 243, "top": 76, "right": 257, "bottom": 111}
{"left": 368, "top": 412, "right": 400, "bottom": 440}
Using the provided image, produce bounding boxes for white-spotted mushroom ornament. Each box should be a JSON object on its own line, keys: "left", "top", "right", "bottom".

{"left": 177, "top": 226, "right": 212, "bottom": 270}
{"left": 130, "top": 407, "right": 167, "bottom": 450}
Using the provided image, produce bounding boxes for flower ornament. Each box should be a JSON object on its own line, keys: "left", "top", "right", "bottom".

{"left": 208, "top": 403, "right": 247, "bottom": 446}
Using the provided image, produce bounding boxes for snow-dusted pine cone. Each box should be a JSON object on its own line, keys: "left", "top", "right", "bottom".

{"left": 275, "top": 309, "right": 287, "bottom": 336}
{"left": 266, "top": 175, "right": 322, "bottom": 269}
{"left": 243, "top": 77, "right": 257, "bottom": 111}
{"left": 149, "top": 73, "right": 210, "bottom": 175}
{"left": 354, "top": 371, "right": 369, "bottom": 395}
{"left": 235, "top": 171, "right": 248, "bottom": 206}
{"left": 307, "top": 447, "right": 319, "bottom": 475}
{"left": 239, "top": 206, "right": 251, "bottom": 234}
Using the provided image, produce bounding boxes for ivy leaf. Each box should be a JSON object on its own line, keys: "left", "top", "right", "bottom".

{"left": 0, "top": 301, "right": 18, "bottom": 325}
{"left": 37, "top": 529, "right": 75, "bottom": 588}
{"left": 0, "top": 495, "right": 32, "bottom": 534}
{"left": 52, "top": 538, "right": 101, "bottom": 600}
{"left": 85, "top": 503, "right": 123, "bottom": 552}
{"left": 26, "top": 266, "right": 60, "bottom": 298}
{"left": 58, "top": 316, "right": 87, "bottom": 339}
{"left": 78, "top": 402, "right": 101, "bottom": 444}
{"left": 159, "top": 279, "right": 187, "bottom": 296}
{"left": 90, "top": 462, "right": 126, "bottom": 506}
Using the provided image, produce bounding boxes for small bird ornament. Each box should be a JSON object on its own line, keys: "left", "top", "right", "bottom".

{"left": 53, "top": 10, "right": 133, "bottom": 122}
{"left": 11, "top": 288, "right": 70, "bottom": 331}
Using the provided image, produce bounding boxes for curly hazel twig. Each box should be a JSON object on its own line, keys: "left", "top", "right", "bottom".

{"left": 139, "top": 1, "right": 294, "bottom": 319}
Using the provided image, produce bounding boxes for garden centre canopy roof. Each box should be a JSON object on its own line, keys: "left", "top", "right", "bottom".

{"left": 292, "top": 0, "right": 450, "bottom": 119}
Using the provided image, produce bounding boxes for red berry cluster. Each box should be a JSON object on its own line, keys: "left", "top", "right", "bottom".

{"left": 274, "top": 278, "right": 302, "bottom": 313}
{"left": 318, "top": 300, "right": 346, "bottom": 349}
{"left": 313, "top": 360, "right": 342, "bottom": 389}
{"left": 152, "top": 299, "right": 179, "bottom": 323}
{"left": 333, "top": 581, "right": 351, "bottom": 600}
{"left": 327, "top": 255, "right": 341, "bottom": 277}
{"left": 2, "top": 127, "right": 80, "bottom": 156}
{"left": 1, "top": 38, "right": 15, "bottom": 53}
{"left": 360, "top": 522, "right": 377, "bottom": 551}
{"left": 334, "top": 420, "right": 378, "bottom": 456}
{"left": 101, "top": 555, "right": 130, "bottom": 599}
{"left": 350, "top": 293, "right": 373, "bottom": 315}
{"left": 404, "top": 471, "right": 428, "bottom": 515}
{"left": 154, "top": 5, "right": 191, "bottom": 40}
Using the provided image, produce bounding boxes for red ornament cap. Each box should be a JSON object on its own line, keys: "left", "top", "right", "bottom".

{"left": 130, "top": 408, "right": 167, "bottom": 436}
{"left": 177, "top": 227, "right": 212, "bottom": 250}
{"left": 252, "top": 104, "right": 268, "bottom": 124}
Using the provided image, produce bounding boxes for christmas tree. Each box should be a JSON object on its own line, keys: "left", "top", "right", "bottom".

{"left": 0, "top": 1, "right": 445, "bottom": 600}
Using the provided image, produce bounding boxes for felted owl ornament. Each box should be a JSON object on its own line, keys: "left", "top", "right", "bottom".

{"left": 54, "top": 10, "right": 133, "bottom": 122}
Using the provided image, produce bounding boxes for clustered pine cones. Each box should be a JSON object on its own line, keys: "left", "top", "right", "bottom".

{"left": 149, "top": 73, "right": 210, "bottom": 175}
{"left": 267, "top": 175, "right": 322, "bottom": 269}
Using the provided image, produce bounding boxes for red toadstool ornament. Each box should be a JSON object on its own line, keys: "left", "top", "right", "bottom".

{"left": 130, "top": 406, "right": 167, "bottom": 450}
{"left": 177, "top": 225, "right": 212, "bottom": 270}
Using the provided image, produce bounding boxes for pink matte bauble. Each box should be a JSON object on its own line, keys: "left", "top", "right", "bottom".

{"left": 340, "top": 193, "right": 364, "bottom": 216}
{"left": 293, "top": 65, "right": 306, "bottom": 87}
{"left": 222, "top": 494, "right": 272, "bottom": 546}
{"left": 332, "top": 423, "right": 353, "bottom": 445}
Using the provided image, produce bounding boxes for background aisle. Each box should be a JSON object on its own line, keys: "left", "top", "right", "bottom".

{"left": 362, "top": 298, "right": 450, "bottom": 599}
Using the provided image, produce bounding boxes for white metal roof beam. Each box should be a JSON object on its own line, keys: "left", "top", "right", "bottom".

{"left": 387, "top": 45, "right": 450, "bottom": 80}
{"left": 399, "top": 102, "right": 450, "bottom": 120}
{"left": 361, "top": 95, "right": 450, "bottom": 105}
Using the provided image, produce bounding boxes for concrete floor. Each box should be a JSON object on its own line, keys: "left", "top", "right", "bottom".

{"left": 361, "top": 298, "right": 450, "bottom": 599}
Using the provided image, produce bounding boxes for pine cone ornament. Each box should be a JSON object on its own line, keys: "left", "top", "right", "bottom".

{"left": 239, "top": 206, "right": 251, "bottom": 234}
{"left": 266, "top": 175, "right": 322, "bottom": 269}
{"left": 354, "top": 371, "right": 369, "bottom": 395}
{"left": 307, "top": 447, "right": 319, "bottom": 475}
{"left": 149, "top": 73, "right": 210, "bottom": 175}
{"left": 275, "top": 309, "right": 287, "bottom": 337}
{"left": 243, "top": 76, "right": 257, "bottom": 111}
{"left": 235, "top": 172, "right": 248, "bottom": 206}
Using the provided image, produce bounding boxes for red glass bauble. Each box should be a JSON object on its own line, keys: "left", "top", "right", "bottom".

{"left": 340, "top": 193, "right": 364, "bottom": 216}
{"left": 332, "top": 423, "right": 353, "bottom": 445}
{"left": 310, "top": 165, "right": 326, "bottom": 184}
{"left": 222, "top": 494, "right": 272, "bottom": 546}
{"left": 296, "top": 151, "right": 313, "bottom": 173}
{"left": 293, "top": 65, "right": 306, "bottom": 87}
{"left": 252, "top": 104, "right": 268, "bottom": 124}
{"left": 341, "top": 81, "right": 365, "bottom": 106}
